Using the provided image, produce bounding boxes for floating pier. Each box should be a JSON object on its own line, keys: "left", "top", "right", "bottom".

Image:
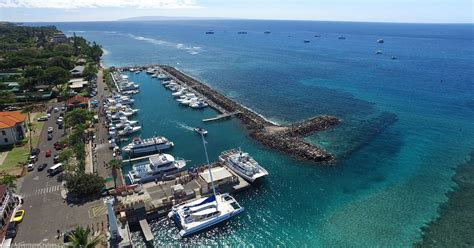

{"left": 139, "top": 219, "right": 153, "bottom": 242}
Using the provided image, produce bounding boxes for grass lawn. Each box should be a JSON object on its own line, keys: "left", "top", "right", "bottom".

{"left": 0, "top": 112, "right": 45, "bottom": 171}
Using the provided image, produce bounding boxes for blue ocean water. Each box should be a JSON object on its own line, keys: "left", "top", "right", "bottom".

{"left": 42, "top": 20, "right": 473, "bottom": 246}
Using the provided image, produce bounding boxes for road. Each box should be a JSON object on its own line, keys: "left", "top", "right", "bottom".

{"left": 14, "top": 103, "right": 107, "bottom": 245}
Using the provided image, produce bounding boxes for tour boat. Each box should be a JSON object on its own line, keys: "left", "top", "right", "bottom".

{"left": 193, "top": 127, "right": 208, "bottom": 135}
{"left": 168, "top": 193, "right": 244, "bottom": 237}
{"left": 122, "top": 136, "right": 174, "bottom": 154}
{"left": 168, "top": 133, "right": 244, "bottom": 237}
{"left": 219, "top": 149, "right": 269, "bottom": 183}
{"left": 128, "top": 154, "right": 186, "bottom": 184}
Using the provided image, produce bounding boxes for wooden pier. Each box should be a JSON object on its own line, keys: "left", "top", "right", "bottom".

{"left": 202, "top": 111, "right": 241, "bottom": 122}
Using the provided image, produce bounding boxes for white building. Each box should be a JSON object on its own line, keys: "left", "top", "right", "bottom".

{"left": 0, "top": 112, "right": 26, "bottom": 147}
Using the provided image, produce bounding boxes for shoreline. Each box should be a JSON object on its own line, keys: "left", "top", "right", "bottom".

{"left": 157, "top": 65, "right": 341, "bottom": 163}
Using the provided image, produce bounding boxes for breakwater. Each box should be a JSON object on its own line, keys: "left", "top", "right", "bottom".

{"left": 158, "top": 65, "right": 341, "bottom": 163}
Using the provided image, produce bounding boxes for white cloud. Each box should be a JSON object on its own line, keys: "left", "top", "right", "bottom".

{"left": 0, "top": 0, "right": 201, "bottom": 9}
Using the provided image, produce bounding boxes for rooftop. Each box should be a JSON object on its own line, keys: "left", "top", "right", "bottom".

{"left": 66, "top": 95, "right": 89, "bottom": 105}
{"left": 0, "top": 111, "right": 26, "bottom": 129}
{"left": 200, "top": 167, "right": 233, "bottom": 183}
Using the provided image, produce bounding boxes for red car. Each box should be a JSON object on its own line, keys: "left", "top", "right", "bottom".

{"left": 54, "top": 142, "right": 62, "bottom": 150}
{"left": 45, "top": 150, "right": 52, "bottom": 157}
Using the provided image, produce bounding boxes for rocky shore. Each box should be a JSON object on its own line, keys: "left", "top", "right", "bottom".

{"left": 160, "top": 65, "right": 340, "bottom": 163}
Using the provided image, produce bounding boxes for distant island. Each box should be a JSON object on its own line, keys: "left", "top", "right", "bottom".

{"left": 118, "top": 16, "right": 236, "bottom": 21}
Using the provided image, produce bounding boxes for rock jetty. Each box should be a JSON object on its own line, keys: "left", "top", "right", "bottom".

{"left": 161, "top": 65, "right": 341, "bottom": 163}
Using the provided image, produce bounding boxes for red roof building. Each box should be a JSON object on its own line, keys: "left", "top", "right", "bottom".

{"left": 66, "top": 95, "right": 89, "bottom": 109}
{"left": 0, "top": 112, "right": 26, "bottom": 146}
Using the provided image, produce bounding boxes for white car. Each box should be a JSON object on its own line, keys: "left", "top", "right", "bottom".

{"left": 47, "top": 113, "right": 51, "bottom": 118}
{"left": 47, "top": 127, "right": 54, "bottom": 133}
{"left": 53, "top": 107, "right": 59, "bottom": 112}
{"left": 27, "top": 163, "right": 35, "bottom": 171}
{"left": 37, "top": 116, "right": 48, "bottom": 121}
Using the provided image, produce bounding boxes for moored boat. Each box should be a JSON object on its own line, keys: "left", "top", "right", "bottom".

{"left": 122, "top": 136, "right": 174, "bottom": 154}
{"left": 128, "top": 153, "right": 186, "bottom": 184}
{"left": 219, "top": 149, "right": 269, "bottom": 183}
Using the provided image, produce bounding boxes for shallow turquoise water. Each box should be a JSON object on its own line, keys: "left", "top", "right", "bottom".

{"left": 36, "top": 20, "right": 474, "bottom": 246}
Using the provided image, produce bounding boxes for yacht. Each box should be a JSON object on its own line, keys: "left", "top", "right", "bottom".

{"left": 180, "top": 97, "right": 198, "bottom": 106}
{"left": 376, "top": 50, "right": 383, "bottom": 55}
{"left": 128, "top": 154, "right": 186, "bottom": 184}
{"left": 219, "top": 149, "right": 269, "bottom": 183}
{"left": 168, "top": 133, "right": 244, "bottom": 237}
{"left": 377, "top": 39, "right": 385, "bottom": 44}
{"left": 122, "top": 136, "right": 174, "bottom": 155}
{"left": 157, "top": 73, "right": 170, "bottom": 80}
{"left": 162, "top": 80, "right": 174, "bottom": 85}
{"left": 118, "top": 125, "right": 142, "bottom": 136}
{"left": 146, "top": 68, "right": 155, "bottom": 74}
{"left": 114, "top": 120, "right": 139, "bottom": 129}
{"left": 189, "top": 100, "right": 208, "bottom": 109}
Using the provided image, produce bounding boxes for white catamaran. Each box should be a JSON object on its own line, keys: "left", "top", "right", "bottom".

{"left": 168, "top": 133, "right": 244, "bottom": 237}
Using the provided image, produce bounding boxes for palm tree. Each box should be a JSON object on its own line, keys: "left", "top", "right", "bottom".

{"left": 107, "top": 158, "right": 122, "bottom": 189}
{"left": 67, "top": 226, "right": 102, "bottom": 248}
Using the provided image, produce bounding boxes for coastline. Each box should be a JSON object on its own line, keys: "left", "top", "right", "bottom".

{"left": 416, "top": 150, "right": 474, "bottom": 247}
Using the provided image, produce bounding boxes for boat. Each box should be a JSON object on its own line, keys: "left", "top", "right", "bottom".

{"left": 376, "top": 50, "right": 383, "bottom": 55}
{"left": 338, "top": 36, "right": 346, "bottom": 40}
{"left": 264, "top": 31, "right": 271, "bottom": 34}
{"left": 189, "top": 100, "right": 208, "bottom": 109}
{"left": 180, "top": 97, "right": 198, "bottom": 106}
{"left": 135, "top": 71, "right": 140, "bottom": 74}
{"left": 219, "top": 149, "right": 269, "bottom": 183}
{"left": 128, "top": 154, "right": 186, "bottom": 184}
{"left": 377, "top": 39, "right": 384, "bottom": 43}
{"left": 168, "top": 133, "right": 244, "bottom": 237}
{"left": 118, "top": 125, "right": 142, "bottom": 136}
{"left": 237, "top": 31, "right": 248, "bottom": 34}
{"left": 193, "top": 127, "right": 208, "bottom": 135}
{"left": 304, "top": 40, "right": 310, "bottom": 43}
{"left": 157, "top": 73, "right": 170, "bottom": 80}
{"left": 205, "top": 31, "right": 215, "bottom": 34}
{"left": 391, "top": 56, "right": 397, "bottom": 60}
{"left": 145, "top": 68, "right": 155, "bottom": 74}
{"left": 314, "top": 35, "right": 321, "bottom": 37}
{"left": 122, "top": 136, "right": 174, "bottom": 154}
{"left": 162, "top": 80, "right": 174, "bottom": 85}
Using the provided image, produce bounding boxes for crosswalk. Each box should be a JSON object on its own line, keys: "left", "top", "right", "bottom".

{"left": 21, "top": 185, "right": 61, "bottom": 198}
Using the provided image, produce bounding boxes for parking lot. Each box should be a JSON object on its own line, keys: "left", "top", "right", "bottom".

{"left": 13, "top": 103, "right": 107, "bottom": 245}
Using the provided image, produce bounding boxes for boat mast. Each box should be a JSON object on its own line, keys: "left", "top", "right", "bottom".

{"left": 200, "top": 133, "right": 218, "bottom": 201}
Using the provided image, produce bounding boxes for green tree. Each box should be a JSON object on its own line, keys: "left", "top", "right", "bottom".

{"left": 0, "top": 173, "right": 17, "bottom": 191}
{"left": 48, "top": 56, "right": 74, "bottom": 70}
{"left": 65, "top": 109, "right": 94, "bottom": 128}
{"left": 59, "top": 148, "right": 74, "bottom": 171}
{"left": 82, "top": 64, "right": 98, "bottom": 80}
{"left": 67, "top": 226, "right": 102, "bottom": 248}
{"left": 0, "top": 91, "right": 16, "bottom": 106}
{"left": 107, "top": 158, "right": 122, "bottom": 189}
{"left": 64, "top": 172, "right": 105, "bottom": 198}
{"left": 41, "top": 66, "right": 70, "bottom": 86}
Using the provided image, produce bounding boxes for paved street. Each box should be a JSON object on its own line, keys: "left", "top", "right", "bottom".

{"left": 14, "top": 103, "right": 107, "bottom": 245}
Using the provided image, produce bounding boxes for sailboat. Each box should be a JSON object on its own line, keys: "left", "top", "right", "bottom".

{"left": 168, "top": 133, "right": 244, "bottom": 237}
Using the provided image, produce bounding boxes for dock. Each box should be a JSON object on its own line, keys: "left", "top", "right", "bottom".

{"left": 139, "top": 219, "right": 154, "bottom": 242}
{"left": 203, "top": 111, "right": 241, "bottom": 122}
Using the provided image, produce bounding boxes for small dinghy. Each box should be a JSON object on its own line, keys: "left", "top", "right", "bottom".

{"left": 194, "top": 127, "right": 208, "bottom": 135}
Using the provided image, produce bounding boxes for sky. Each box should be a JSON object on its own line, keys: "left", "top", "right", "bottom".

{"left": 0, "top": 0, "right": 472, "bottom": 23}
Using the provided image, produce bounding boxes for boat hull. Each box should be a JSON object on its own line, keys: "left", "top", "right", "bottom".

{"left": 122, "top": 143, "right": 173, "bottom": 154}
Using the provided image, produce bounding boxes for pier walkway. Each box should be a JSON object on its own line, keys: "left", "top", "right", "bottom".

{"left": 139, "top": 219, "right": 154, "bottom": 242}
{"left": 203, "top": 111, "right": 241, "bottom": 122}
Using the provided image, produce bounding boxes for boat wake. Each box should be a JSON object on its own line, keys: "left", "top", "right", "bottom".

{"left": 128, "top": 34, "right": 202, "bottom": 55}
{"left": 174, "top": 121, "right": 195, "bottom": 132}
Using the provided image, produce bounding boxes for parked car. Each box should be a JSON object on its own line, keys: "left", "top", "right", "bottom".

{"left": 5, "top": 222, "right": 18, "bottom": 239}
{"left": 58, "top": 124, "right": 63, "bottom": 129}
{"left": 47, "top": 133, "right": 53, "bottom": 140}
{"left": 53, "top": 107, "right": 59, "bottom": 112}
{"left": 61, "top": 106, "right": 66, "bottom": 111}
{"left": 37, "top": 116, "right": 48, "bottom": 121}
{"left": 27, "top": 163, "right": 35, "bottom": 171}
{"left": 29, "top": 155, "right": 37, "bottom": 163}
{"left": 45, "top": 150, "right": 52, "bottom": 157}
{"left": 53, "top": 154, "right": 59, "bottom": 163}
{"left": 54, "top": 142, "right": 62, "bottom": 150}
{"left": 38, "top": 163, "right": 47, "bottom": 171}
{"left": 47, "top": 127, "right": 54, "bottom": 133}
{"left": 47, "top": 113, "right": 51, "bottom": 118}
{"left": 31, "top": 148, "right": 40, "bottom": 156}
{"left": 12, "top": 210, "right": 25, "bottom": 222}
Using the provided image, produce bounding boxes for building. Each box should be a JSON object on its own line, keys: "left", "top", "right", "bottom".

{"left": 76, "top": 58, "right": 87, "bottom": 65}
{"left": 51, "top": 32, "right": 67, "bottom": 44}
{"left": 198, "top": 167, "right": 238, "bottom": 195}
{"left": 0, "top": 112, "right": 26, "bottom": 146}
{"left": 68, "top": 78, "right": 89, "bottom": 93}
{"left": 0, "top": 185, "right": 19, "bottom": 233}
{"left": 66, "top": 95, "right": 89, "bottom": 109}
{"left": 70, "top": 65, "right": 85, "bottom": 77}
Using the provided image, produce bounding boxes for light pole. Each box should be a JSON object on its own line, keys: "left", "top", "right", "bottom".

{"left": 200, "top": 133, "right": 217, "bottom": 202}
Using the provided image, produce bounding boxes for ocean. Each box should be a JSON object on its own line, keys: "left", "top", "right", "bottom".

{"left": 40, "top": 20, "right": 474, "bottom": 246}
